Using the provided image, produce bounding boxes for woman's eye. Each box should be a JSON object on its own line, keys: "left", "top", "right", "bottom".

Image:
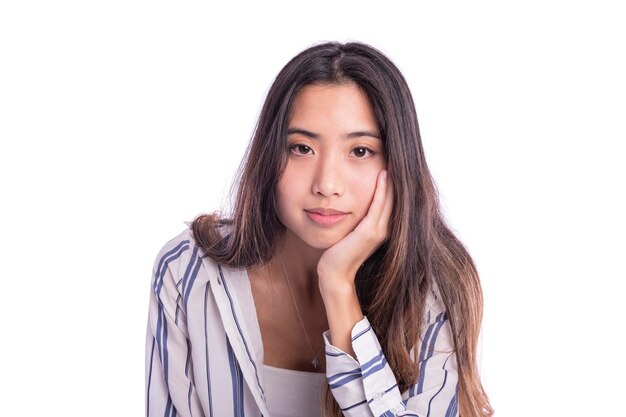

{"left": 351, "top": 147, "right": 374, "bottom": 158}
{"left": 289, "top": 144, "right": 313, "bottom": 155}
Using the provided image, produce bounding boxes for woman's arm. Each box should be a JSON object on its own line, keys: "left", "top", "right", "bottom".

{"left": 146, "top": 240, "right": 204, "bottom": 417}
{"left": 318, "top": 171, "right": 459, "bottom": 416}
{"left": 317, "top": 170, "right": 393, "bottom": 355}
{"left": 324, "top": 304, "right": 458, "bottom": 417}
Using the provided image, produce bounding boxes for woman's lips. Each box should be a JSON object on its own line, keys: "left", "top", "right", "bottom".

{"left": 304, "top": 208, "right": 348, "bottom": 226}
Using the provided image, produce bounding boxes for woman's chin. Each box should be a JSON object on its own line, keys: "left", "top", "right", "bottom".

{"left": 279, "top": 225, "right": 348, "bottom": 252}
{"left": 302, "top": 235, "right": 344, "bottom": 251}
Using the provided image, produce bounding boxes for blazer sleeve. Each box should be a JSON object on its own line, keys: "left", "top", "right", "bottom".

{"left": 324, "top": 296, "right": 458, "bottom": 417}
{"left": 145, "top": 241, "right": 205, "bottom": 417}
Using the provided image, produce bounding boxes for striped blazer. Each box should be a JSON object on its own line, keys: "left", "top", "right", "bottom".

{"left": 146, "top": 224, "right": 459, "bottom": 417}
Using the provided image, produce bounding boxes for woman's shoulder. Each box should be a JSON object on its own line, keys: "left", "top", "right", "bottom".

{"left": 150, "top": 221, "right": 221, "bottom": 304}
{"left": 152, "top": 223, "right": 195, "bottom": 268}
{"left": 151, "top": 219, "right": 236, "bottom": 280}
{"left": 152, "top": 222, "right": 205, "bottom": 280}
{"left": 423, "top": 280, "right": 448, "bottom": 324}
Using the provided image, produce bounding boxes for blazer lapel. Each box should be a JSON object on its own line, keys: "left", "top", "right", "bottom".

{"left": 207, "top": 262, "right": 269, "bottom": 417}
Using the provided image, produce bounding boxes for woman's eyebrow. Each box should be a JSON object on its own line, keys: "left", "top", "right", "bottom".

{"left": 346, "top": 130, "right": 380, "bottom": 139}
{"left": 287, "top": 127, "right": 380, "bottom": 140}
{"left": 287, "top": 127, "right": 319, "bottom": 138}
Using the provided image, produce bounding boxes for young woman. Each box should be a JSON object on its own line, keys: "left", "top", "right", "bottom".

{"left": 146, "top": 41, "right": 492, "bottom": 417}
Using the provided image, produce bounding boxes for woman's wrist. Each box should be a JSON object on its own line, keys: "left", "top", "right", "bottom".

{"left": 319, "top": 277, "right": 363, "bottom": 357}
{"left": 318, "top": 273, "right": 355, "bottom": 299}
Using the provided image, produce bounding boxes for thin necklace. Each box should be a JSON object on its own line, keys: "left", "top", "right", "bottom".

{"left": 278, "top": 257, "right": 324, "bottom": 369}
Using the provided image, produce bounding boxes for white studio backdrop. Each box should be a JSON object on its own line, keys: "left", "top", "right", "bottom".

{"left": 1, "top": 1, "right": 624, "bottom": 416}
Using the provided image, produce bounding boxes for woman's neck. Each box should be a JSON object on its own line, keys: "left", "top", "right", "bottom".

{"left": 272, "top": 230, "right": 323, "bottom": 301}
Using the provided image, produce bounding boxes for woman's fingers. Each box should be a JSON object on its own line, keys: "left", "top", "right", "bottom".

{"left": 380, "top": 170, "right": 394, "bottom": 227}
{"left": 365, "top": 170, "right": 388, "bottom": 220}
{"left": 359, "top": 169, "right": 393, "bottom": 244}
{"left": 317, "top": 170, "right": 394, "bottom": 280}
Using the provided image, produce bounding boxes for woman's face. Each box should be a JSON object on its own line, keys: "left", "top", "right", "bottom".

{"left": 276, "top": 82, "right": 387, "bottom": 250}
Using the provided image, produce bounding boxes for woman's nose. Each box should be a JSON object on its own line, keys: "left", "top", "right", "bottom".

{"left": 311, "top": 154, "right": 345, "bottom": 197}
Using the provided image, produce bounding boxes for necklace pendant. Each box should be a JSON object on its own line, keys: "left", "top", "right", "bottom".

{"left": 311, "top": 357, "right": 319, "bottom": 368}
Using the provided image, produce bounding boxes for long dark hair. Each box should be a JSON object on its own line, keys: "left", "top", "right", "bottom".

{"left": 192, "top": 41, "right": 492, "bottom": 417}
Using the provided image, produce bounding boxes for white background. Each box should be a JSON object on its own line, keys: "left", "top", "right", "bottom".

{"left": 1, "top": 1, "right": 624, "bottom": 416}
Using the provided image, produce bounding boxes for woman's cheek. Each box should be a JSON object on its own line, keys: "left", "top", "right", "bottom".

{"left": 352, "top": 169, "right": 380, "bottom": 215}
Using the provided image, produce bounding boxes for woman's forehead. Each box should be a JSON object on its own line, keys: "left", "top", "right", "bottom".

{"left": 287, "top": 83, "right": 379, "bottom": 135}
